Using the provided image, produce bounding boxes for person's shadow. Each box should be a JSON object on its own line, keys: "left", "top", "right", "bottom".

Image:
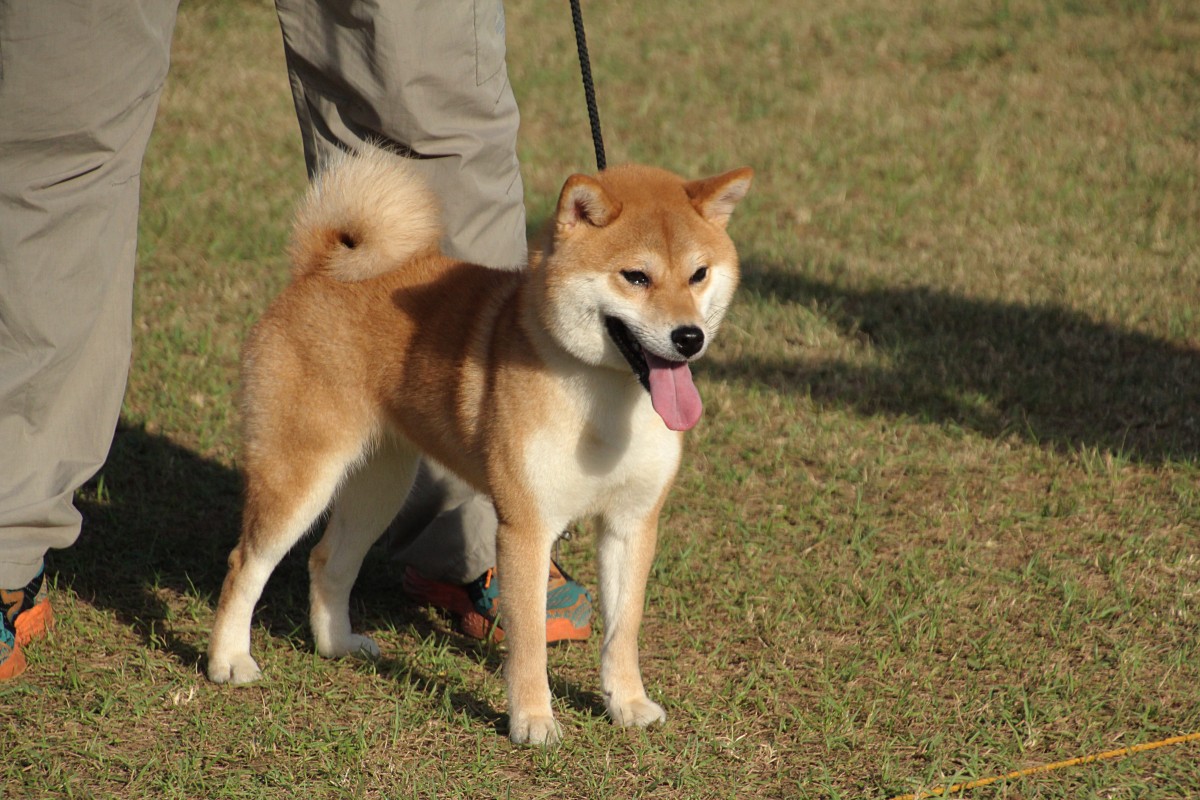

{"left": 708, "top": 261, "right": 1199, "bottom": 464}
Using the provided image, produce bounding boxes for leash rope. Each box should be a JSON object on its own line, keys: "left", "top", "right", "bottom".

{"left": 569, "top": 0, "right": 606, "bottom": 171}
{"left": 890, "top": 731, "right": 1200, "bottom": 800}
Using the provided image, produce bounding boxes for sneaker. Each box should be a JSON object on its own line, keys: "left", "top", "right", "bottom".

{"left": 0, "top": 566, "right": 54, "bottom": 680}
{"left": 403, "top": 561, "right": 592, "bottom": 644}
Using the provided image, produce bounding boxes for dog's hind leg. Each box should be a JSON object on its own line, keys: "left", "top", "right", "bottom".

{"left": 309, "top": 436, "right": 419, "bottom": 659}
{"left": 208, "top": 445, "right": 358, "bottom": 685}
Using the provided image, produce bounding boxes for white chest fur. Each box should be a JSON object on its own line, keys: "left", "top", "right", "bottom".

{"left": 521, "top": 376, "right": 683, "bottom": 530}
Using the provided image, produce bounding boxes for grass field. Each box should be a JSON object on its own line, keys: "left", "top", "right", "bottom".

{"left": 4, "top": 0, "right": 1200, "bottom": 797}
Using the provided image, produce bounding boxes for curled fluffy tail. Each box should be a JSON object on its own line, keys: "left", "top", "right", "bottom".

{"left": 289, "top": 147, "right": 442, "bottom": 282}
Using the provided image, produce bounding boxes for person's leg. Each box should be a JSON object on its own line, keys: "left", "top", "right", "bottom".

{"left": 274, "top": 0, "right": 522, "bottom": 584}
{"left": 0, "top": 0, "right": 179, "bottom": 677}
{"left": 388, "top": 463, "right": 499, "bottom": 585}
{"left": 273, "top": 1, "right": 592, "bottom": 643}
{"left": 275, "top": 0, "right": 526, "bottom": 266}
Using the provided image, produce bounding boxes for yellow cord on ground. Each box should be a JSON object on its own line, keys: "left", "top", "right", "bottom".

{"left": 890, "top": 731, "right": 1200, "bottom": 800}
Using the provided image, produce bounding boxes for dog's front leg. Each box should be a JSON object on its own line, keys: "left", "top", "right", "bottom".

{"left": 496, "top": 517, "right": 560, "bottom": 746}
{"left": 597, "top": 507, "right": 667, "bottom": 729}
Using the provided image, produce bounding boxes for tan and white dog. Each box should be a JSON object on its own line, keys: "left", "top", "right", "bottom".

{"left": 206, "top": 148, "right": 751, "bottom": 745}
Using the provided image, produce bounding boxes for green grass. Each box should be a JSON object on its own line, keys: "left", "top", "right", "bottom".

{"left": 4, "top": 0, "right": 1200, "bottom": 797}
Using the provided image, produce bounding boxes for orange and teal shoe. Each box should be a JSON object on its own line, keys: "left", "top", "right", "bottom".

{"left": 402, "top": 561, "right": 592, "bottom": 644}
{"left": 0, "top": 565, "right": 54, "bottom": 680}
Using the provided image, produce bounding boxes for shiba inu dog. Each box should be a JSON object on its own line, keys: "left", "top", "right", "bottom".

{"left": 206, "top": 147, "right": 751, "bottom": 745}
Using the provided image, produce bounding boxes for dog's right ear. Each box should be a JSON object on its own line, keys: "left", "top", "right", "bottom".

{"left": 685, "top": 167, "right": 754, "bottom": 229}
{"left": 556, "top": 175, "right": 622, "bottom": 233}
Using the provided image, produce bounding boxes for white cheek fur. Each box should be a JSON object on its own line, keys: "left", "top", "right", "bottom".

{"left": 700, "top": 264, "right": 737, "bottom": 336}
{"left": 545, "top": 274, "right": 616, "bottom": 366}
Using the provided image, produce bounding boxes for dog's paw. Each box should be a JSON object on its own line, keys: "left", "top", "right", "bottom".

{"left": 608, "top": 694, "right": 667, "bottom": 728}
{"left": 508, "top": 713, "right": 563, "bottom": 747}
{"left": 318, "top": 633, "right": 381, "bottom": 660}
{"left": 207, "top": 653, "right": 263, "bottom": 685}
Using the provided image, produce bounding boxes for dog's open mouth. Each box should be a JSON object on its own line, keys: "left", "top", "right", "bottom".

{"left": 605, "top": 316, "right": 651, "bottom": 390}
{"left": 604, "top": 316, "right": 703, "bottom": 432}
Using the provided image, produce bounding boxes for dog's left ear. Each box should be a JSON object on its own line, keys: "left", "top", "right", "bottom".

{"left": 685, "top": 167, "right": 754, "bottom": 229}
{"left": 556, "top": 174, "right": 622, "bottom": 232}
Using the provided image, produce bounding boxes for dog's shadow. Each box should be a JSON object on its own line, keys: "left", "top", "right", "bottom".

{"left": 60, "top": 425, "right": 605, "bottom": 733}
{"left": 707, "top": 261, "right": 1200, "bottom": 464}
{"left": 58, "top": 262, "right": 1196, "bottom": 735}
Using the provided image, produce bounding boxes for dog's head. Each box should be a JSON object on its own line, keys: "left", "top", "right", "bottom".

{"left": 537, "top": 164, "right": 753, "bottom": 431}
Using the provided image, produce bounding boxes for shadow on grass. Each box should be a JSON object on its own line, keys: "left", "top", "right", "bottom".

{"left": 709, "top": 262, "right": 1200, "bottom": 463}
{"left": 367, "top": 648, "right": 607, "bottom": 737}
{"left": 61, "top": 425, "right": 243, "bottom": 669}
{"left": 58, "top": 424, "right": 604, "bottom": 731}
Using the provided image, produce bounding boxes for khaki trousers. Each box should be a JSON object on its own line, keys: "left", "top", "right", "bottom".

{"left": 0, "top": 0, "right": 520, "bottom": 588}
{"left": 0, "top": 0, "right": 179, "bottom": 587}
{"left": 275, "top": 0, "right": 526, "bottom": 583}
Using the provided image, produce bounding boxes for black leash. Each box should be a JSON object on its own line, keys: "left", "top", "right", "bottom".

{"left": 569, "top": 0, "right": 606, "bottom": 171}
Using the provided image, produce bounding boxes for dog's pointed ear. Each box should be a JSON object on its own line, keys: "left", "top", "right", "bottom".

{"left": 685, "top": 167, "right": 754, "bottom": 229}
{"left": 556, "top": 174, "right": 622, "bottom": 232}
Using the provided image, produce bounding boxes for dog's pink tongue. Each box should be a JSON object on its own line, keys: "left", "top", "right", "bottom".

{"left": 645, "top": 352, "right": 703, "bottom": 431}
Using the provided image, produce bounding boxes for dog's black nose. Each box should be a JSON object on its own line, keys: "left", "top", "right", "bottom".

{"left": 671, "top": 326, "right": 705, "bottom": 358}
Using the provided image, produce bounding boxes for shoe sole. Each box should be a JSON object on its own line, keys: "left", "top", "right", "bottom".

{"left": 15, "top": 599, "right": 53, "bottom": 647}
{"left": 405, "top": 570, "right": 590, "bottom": 644}
{"left": 0, "top": 599, "right": 52, "bottom": 681}
{"left": 459, "top": 611, "right": 591, "bottom": 644}
{"left": 402, "top": 570, "right": 478, "bottom": 618}
{"left": 0, "top": 645, "right": 27, "bottom": 680}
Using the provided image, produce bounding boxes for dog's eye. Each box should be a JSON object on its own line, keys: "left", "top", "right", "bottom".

{"left": 621, "top": 270, "right": 651, "bottom": 287}
{"left": 690, "top": 266, "right": 708, "bottom": 285}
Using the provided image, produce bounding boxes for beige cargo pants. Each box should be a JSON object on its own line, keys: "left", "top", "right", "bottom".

{"left": 276, "top": 0, "right": 526, "bottom": 584}
{"left": 0, "top": 0, "right": 521, "bottom": 588}
{"left": 0, "top": 0, "right": 178, "bottom": 588}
